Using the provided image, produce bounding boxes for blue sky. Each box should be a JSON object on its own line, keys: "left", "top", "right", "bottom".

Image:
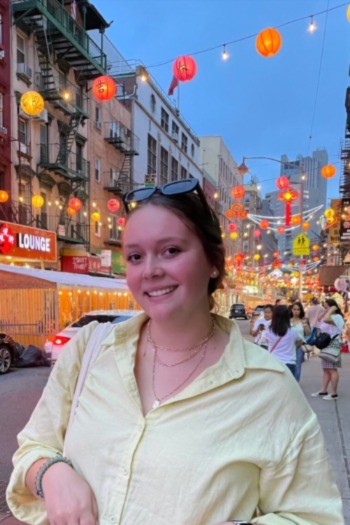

{"left": 93, "top": 0, "right": 349, "bottom": 201}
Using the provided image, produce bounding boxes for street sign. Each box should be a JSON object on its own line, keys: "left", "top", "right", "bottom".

{"left": 292, "top": 233, "right": 310, "bottom": 256}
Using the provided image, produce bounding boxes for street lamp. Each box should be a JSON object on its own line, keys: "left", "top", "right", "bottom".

{"left": 239, "top": 155, "right": 307, "bottom": 301}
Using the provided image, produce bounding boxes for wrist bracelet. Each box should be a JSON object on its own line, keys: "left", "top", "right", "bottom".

{"left": 35, "top": 456, "right": 73, "bottom": 499}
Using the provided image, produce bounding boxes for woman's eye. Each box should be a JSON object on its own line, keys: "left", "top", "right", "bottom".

{"left": 126, "top": 253, "right": 142, "bottom": 263}
{"left": 165, "top": 247, "right": 180, "bottom": 256}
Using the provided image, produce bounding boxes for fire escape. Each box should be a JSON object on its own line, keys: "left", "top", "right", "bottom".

{"left": 12, "top": 0, "right": 108, "bottom": 246}
{"left": 340, "top": 87, "right": 350, "bottom": 198}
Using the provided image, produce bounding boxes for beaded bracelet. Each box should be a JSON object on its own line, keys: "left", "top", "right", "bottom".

{"left": 35, "top": 456, "right": 73, "bottom": 498}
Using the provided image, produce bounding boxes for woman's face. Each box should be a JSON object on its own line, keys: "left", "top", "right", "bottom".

{"left": 292, "top": 304, "right": 302, "bottom": 317}
{"left": 264, "top": 308, "right": 273, "bottom": 320}
{"left": 123, "top": 204, "right": 214, "bottom": 323}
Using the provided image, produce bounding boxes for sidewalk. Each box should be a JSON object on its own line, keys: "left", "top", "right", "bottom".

{"left": 1, "top": 353, "right": 349, "bottom": 525}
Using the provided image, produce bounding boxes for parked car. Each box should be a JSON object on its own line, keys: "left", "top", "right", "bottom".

{"left": 251, "top": 305, "right": 265, "bottom": 320}
{"left": 0, "top": 333, "right": 20, "bottom": 374}
{"left": 45, "top": 310, "right": 141, "bottom": 362}
{"left": 229, "top": 304, "right": 249, "bottom": 320}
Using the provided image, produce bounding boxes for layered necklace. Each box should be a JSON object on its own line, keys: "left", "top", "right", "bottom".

{"left": 147, "top": 319, "right": 215, "bottom": 409}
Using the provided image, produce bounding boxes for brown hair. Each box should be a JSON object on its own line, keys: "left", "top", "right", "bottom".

{"left": 126, "top": 191, "right": 225, "bottom": 309}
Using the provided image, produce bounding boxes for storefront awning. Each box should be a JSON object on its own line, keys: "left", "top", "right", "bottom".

{"left": 0, "top": 264, "right": 128, "bottom": 291}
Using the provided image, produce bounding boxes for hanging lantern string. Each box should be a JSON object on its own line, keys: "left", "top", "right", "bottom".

{"left": 109, "top": 2, "right": 347, "bottom": 71}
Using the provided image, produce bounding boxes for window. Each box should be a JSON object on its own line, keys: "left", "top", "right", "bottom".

{"left": 110, "top": 217, "right": 120, "bottom": 240}
{"left": 171, "top": 157, "right": 178, "bottom": 182}
{"left": 37, "top": 192, "right": 48, "bottom": 229}
{"left": 181, "top": 133, "right": 188, "bottom": 154}
{"left": 191, "top": 144, "right": 195, "bottom": 157}
{"left": 95, "top": 106, "right": 101, "bottom": 129}
{"left": 0, "top": 92, "right": 3, "bottom": 128}
{"left": 171, "top": 121, "right": 179, "bottom": 141}
{"left": 160, "top": 147, "right": 168, "bottom": 185}
{"left": 150, "top": 94, "right": 156, "bottom": 113}
{"left": 161, "top": 108, "right": 169, "bottom": 133}
{"left": 17, "top": 34, "right": 25, "bottom": 65}
{"left": 76, "top": 143, "right": 83, "bottom": 173}
{"left": 95, "top": 220, "right": 101, "bottom": 236}
{"left": 181, "top": 166, "right": 187, "bottom": 180}
{"left": 40, "top": 123, "right": 48, "bottom": 163}
{"left": 95, "top": 157, "right": 101, "bottom": 181}
{"left": 18, "top": 118, "right": 28, "bottom": 145}
{"left": 147, "top": 134, "right": 157, "bottom": 175}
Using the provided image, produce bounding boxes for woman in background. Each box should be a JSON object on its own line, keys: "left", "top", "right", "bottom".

{"left": 265, "top": 305, "right": 302, "bottom": 377}
{"left": 290, "top": 301, "right": 311, "bottom": 382}
{"left": 311, "top": 298, "right": 344, "bottom": 400}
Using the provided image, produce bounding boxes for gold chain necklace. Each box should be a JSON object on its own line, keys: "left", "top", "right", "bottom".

{"left": 149, "top": 319, "right": 215, "bottom": 409}
{"left": 147, "top": 319, "right": 215, "bottom": 367}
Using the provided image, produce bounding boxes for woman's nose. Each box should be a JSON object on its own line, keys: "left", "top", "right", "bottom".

{"left": 143, "top": 257, "right": 163, "bottom": 279}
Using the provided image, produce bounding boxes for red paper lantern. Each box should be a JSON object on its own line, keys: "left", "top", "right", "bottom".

{"left": 321, "top": 164, "right": 336, "bottom": 179}
{"left": 277, "top": 225, "right": 285, "bottom": 234}
{"left": 231, "top": 185, "right": 245, "bottom": 199}
{"left": 117, "top": 217, "right": 126, "bottom": 227}
{"left": 253, "top": 229, "right": 261, "bottom": 238}
{"left": 259, "top": 220, "right": 269, "bottom": 230}
{"left": 173, "top": 55, "right": 197, "bottom": 82}
{"left": 228, "top": 223, "right": 238, "bottom": 232}
{"left": 107, "top": 199, "right": 121, "bottom": 213}
{"left": 276, "top": 176, "right": 289, "bottom": 190}
{"left": 256, "top": 28, "right": 282, "bottom": 58}
{"left": 68, "top": 197, "right": 82, "bottom": 211}
{"left": 92, "top": 75, "right": 117, "bottom": 102}
{"left": 273, "top": 251, "right": 280, "bottom": 258}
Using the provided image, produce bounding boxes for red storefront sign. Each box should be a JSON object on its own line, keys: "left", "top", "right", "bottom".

{"left": 61, "top": 255, "right": 89, "bottom": 273}
{"left": 0, "top": 222, "right": 57, "bottom": 261}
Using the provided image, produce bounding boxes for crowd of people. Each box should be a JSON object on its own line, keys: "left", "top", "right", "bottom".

{"left": 250, "top": 296, "right": 346, "bottom": 397}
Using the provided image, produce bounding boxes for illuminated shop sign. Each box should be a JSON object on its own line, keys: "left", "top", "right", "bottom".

{"left": 0, "top": 222, "right": 57, "bottom": 261}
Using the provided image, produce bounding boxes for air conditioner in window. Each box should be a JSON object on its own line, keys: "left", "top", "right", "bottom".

{"left": 17, "top": 63, "right": 32, "bottom": 79}
{"left": 19, "top": 142, "right": 28, "bottom": 154}
{"left": 0, "top": 125, "right": 8, "bottom": 136}
{"left": 34, "top": 109, "right": 48, "bottom": 123}
{"left": 0, "top": 49, "right": 5, "bottom": 61}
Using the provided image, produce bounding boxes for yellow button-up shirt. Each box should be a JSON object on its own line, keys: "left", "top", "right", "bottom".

{"left": 6, "top": 314, "right": 344, "bottom": 525}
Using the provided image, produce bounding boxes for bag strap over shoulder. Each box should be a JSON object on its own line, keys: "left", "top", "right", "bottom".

{"left": 269, "top": 336, "right": 282, "bottom": 353}
{"left": 65, "top": 322, "right": 115, "bottom": 444}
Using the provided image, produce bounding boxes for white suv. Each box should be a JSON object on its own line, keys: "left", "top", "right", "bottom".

{"left": 45, "top": 310, "right": 141, "bottom": 362}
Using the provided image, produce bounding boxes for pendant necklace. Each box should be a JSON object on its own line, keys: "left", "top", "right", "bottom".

{"left": 148, "top": 319, "right": 215, "bottom": 409}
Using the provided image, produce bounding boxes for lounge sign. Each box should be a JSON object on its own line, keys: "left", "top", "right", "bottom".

{"left": 0, "top": 222, "right": 57, "bottom": 262}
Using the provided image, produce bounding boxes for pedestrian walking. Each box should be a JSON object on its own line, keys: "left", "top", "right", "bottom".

{"left": 6, "top": 179, "right": 343, "bottom": 525}
{"left": 311, "top": 298, "right": 344, "bottom": 400}
{"left": 265, "top": 305, "right": 303, "bottom": 378}
{"left": 305, "top": 297, "right": 325, "bottom": 338}
{"left": 250, "top": 303, "right": 273, "bottom": 349}
{"left": 290, "top": 301, "right": 311, "bottom": 382}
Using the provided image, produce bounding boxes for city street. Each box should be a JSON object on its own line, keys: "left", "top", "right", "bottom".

{"left": 0, "top": 319, "right": 349, "bottom": 523}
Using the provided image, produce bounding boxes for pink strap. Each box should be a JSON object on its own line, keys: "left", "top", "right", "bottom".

{"left": 269, "top": 336, "right": 282, "bottom": 353}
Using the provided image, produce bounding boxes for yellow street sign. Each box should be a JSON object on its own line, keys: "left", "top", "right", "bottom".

{"left": 292, "top": 233, "right": 310, "bottom": 256}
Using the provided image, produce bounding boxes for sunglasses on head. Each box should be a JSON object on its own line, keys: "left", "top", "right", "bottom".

{"left": 123, "top": 178, "right": 217, "bottom": 225}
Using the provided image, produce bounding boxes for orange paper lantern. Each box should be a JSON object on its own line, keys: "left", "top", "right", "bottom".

{"left": 92, "top": 76, "right": 117, "bottom": 102}
{"left": 20, "top": 91, "right": 45, "bottom": 116}
{"left": 302, "top": 221, "right": 310, "bottom": 230}
{"left": 259, "top": 219, "right": 269, "bottom": 230}
{"left": 321, "top": 164, "right": 336, "bottom": 179}
{"left": 67, "top": 206, "right": 76, "bottom": 216}
{"left": 256, "top": 28, "right": 282, "bottom": 58}
{"left": 231, "top": 185, "right": 245, "bottom": 199}
{"left": 173, "top": 55, "right": 197, "bottom": 82}
{"left": 277, "top": 225, "right": 285, "bottom": 234}
{"left": 291, "top": 215, "right": 301, "bottom": 225}
{"left": 0, "top": 190, "right": 9, "bottom": 203}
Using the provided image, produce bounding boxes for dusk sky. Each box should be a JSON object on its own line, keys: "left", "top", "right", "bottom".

{"left": 93, "top": 0, "right": 350, "bottom": 201}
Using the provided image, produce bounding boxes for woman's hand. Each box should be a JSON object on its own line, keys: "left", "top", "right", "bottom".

{"left": 42, "top": 462, "right": 98, "bottom": 525}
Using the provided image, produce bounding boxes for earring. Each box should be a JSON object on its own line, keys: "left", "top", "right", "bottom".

{"left": 211, "top": 270, "right": 219, "bottom": 278}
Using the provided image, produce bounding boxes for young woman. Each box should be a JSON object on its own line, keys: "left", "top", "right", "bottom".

{"left": 7, "top": 180, "right": 343, "bottom": 525}
{"left": 311, "top": 298, "right": 344, "bottom": 400}
{"left": 290, "top": 301, "right": 311, "bottom": 382}
{"left": 265, "top": 305, "right": 303, "bottom": 377}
